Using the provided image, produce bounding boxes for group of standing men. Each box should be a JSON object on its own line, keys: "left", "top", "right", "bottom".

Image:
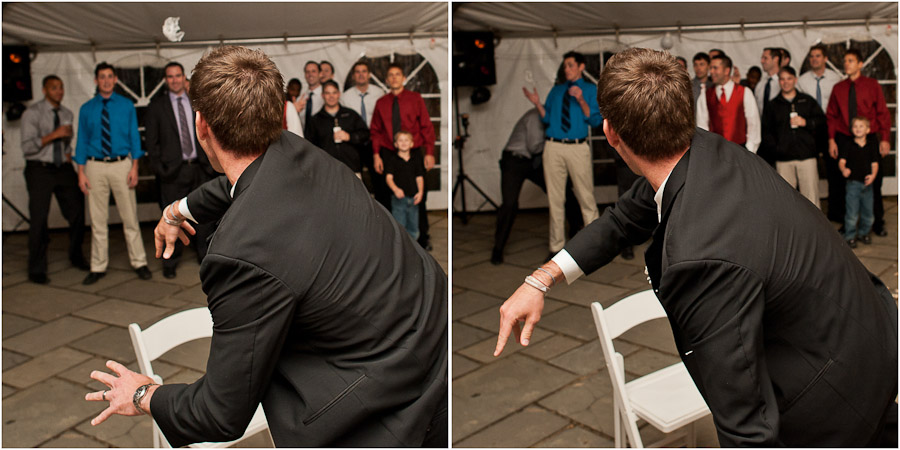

{"left": 22, "top": 63, "right": 158, "bottom": 285}
{"left": 690, "top": 45, "right": 892, "bottom": 239}
{"left": 21, "top": 57, "right": 439, "bottom": 286}
{"left": 288, "top": 59, "right": 437, "bottom": 250}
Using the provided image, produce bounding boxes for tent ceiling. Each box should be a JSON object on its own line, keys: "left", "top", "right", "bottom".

{"left": 2, "top": 2, "right": 447, "bottom": 51}
{"left": 452, "top": 2, "right": 898, "bottom": 36}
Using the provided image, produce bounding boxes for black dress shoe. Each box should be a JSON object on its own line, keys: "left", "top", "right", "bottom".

{"left": 70, "top": 257, "right": 90, "bottom": 271}
{"left": 874, "top": 228, "right": 888, "bottom": 237}
{"left": 847, "top": 238, "right": 858, "bottom": 249}
{"left": 490, "top": 249, "right": 504, "bottom": 265}
{"left": 29, "top": 273, "right": 50, "bottom": 284}
{"left": 838, "top": 226, "right": 846, "bottom": 235}
{"left": 621, "top": 246, "right": 634, "bottom": 260}
{"left": 83, "top": 272, "right": 106, "bottom": 285}
{"left": 859, "top": 235, "right": 872, "bottom": 245}
{"left": 135, "top": 266, "right": 152, "bottom": 280}
{"left": 163, "top": 266, "right": 177, "bottom": 279}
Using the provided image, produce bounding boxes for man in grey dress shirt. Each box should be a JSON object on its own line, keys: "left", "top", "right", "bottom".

{"left": 491, "top": 108, "right": 582, "bottom": 264}
{"left": 341, "top": 61, "right": 390, "bottom": 208}
{"left": 797, "top": 44, "right": 843, "bottom": 223}
{"left": 20, "top": 75, "right": 88, "bottom": 284}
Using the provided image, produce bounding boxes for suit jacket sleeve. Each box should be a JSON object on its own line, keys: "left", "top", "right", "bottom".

{"left": 185, "top": 176, "right": 233, "bottom": 224}
{"left": 144, "top": 102, "right": 168, "bottom": 179}
{"left": 660, "top": 261, "right": 780, "bottom": 446}
{"left": 347, "top": 110, "right": 369, "bottom": 145}
{"left": 564, "top": 177, "right": 657, "bottom": 275}
{"left": 150, "top": 255, "right": 297, "bottom": 447}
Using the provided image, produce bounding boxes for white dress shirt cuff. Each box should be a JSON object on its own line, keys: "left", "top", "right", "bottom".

{"left": 552, "top": 250, "right": 584, "bottom": 285}
{"left": 177, "top": 197, "right": 197, "bottom": 223}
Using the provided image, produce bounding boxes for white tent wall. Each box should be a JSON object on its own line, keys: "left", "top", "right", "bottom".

{"left": 452, "top": 24, "right": 898, "bottom": 212}
{"left": 3, "top": 37, "right": 449, "bottom": 231}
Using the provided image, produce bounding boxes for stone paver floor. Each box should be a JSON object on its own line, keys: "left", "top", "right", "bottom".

{"left": 451, "top": 198, "right": 898, "bottom": 447}
{"left": 2, "top": 212, "right": 447, "bottom": 448}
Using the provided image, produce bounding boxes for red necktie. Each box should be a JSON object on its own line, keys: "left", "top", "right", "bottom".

{"left": 719, "top": 88, "right": 727, "bottom": 104}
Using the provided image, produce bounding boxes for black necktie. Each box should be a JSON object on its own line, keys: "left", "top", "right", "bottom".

{"left": 52, "top": 108, "right": 63, "bottom": 166}
{"left": 561, "top": 81, "right": 574, "bottom": 133}
{"left": 392, "top": 95, "right": 402, "bottom": 137}
{"left": 101, "top": 98, "right": 112, "bottom": 156}
{"left": 848, "top": 82, "right": 857, "bottom": 129}
{"left": 305, "top": 91, "right": 314, "bottom": 128}
{"left": 763, "top": 77, "right": 772, "bottom": 114}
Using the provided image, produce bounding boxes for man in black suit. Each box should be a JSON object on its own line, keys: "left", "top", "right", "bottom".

{"left": 145, "top": 61, "right": 216, "bottom": 278}
{"left": 85, "top": 46, "right": 447, "bottom": 447}
{"left": 495, "top": 48, "right": 896, "bottom": 447}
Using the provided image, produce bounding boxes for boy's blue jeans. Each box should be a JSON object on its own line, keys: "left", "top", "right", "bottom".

{"left": 844, "top": 180, "right": 874, "bottom": 240}
{"left": 392, "top": 196, "right": 420, "bottom": 241}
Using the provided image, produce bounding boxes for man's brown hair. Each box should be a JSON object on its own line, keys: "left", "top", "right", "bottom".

{"left": 597, "top": 48, "right": 694, "bottom": 162}
{"left": 189, "top": 46, "right": 283, "bottom": 157}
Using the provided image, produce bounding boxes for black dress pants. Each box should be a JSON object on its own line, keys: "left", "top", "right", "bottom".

{"left": 24, "top": 161, "right": 85, "bottom": 276}
{"left": 492, "top": 151, "right": 583, "bottom": 256}
{"left": 159, "top": 162, "right": 213, "bottom": 268}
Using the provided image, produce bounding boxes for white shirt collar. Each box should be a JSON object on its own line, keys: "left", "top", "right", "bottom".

{"left": 716, "top": 80, "right": 735, "bottom": 99}
{"left": 654, "top": 170, "right": 673, "bottom": 223}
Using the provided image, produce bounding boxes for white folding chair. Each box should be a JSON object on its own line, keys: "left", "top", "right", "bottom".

{"left": 591, "top": 290, "right": 711, "bottom": 448}
{"left": 129, "top": 307, "right": 272, "bottom": 448}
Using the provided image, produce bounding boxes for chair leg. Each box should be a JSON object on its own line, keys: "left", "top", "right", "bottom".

{"left": 688, "top": 421, "right": 697, "bottom": 448}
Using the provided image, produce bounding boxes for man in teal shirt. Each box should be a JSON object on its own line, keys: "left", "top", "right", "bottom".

{"left": 75, "top": 62, "right": 151, "bottom": 284}
{"left": 524, "top": 51, "right": 603, "bottom": 255}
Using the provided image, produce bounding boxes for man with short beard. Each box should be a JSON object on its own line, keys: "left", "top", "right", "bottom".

{"left": 20, "top": 75, "right": 88, "bottom": 283}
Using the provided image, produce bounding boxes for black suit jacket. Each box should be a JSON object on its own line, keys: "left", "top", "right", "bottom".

{"left": 566, "top": 129, "right": 897, "bottom": 446}
{"left": 145, "top": 92, "right": 216, "bottom": 181}
{"left": 150, "top": 132, "right": 448, "bottom": 447}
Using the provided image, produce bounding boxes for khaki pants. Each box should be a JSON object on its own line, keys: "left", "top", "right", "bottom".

{"left": 543, "top": 140, "right": 599, "bottom": 252}
{"left": 776, "top": 158, "right": 820, "bottom": 209}
{"left": 85, "top": 159, "right": 147, "bottom": 272}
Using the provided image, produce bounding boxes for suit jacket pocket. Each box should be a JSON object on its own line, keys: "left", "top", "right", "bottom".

{"left": 302, "top": 373, "right": 367, "bottom": 425}
{"left": 782, "top": 358, "right": 833, "bottom": 412}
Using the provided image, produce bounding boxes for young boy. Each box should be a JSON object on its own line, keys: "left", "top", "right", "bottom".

{"left": 384, "top": 131, "right": 425, "bottom": 240}
{"left": 838, "top": 116, "right": 880, "bottom": 248}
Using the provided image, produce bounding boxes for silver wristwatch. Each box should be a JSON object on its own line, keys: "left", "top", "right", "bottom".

{"left": 133, "top": 383, "right": 156, "bottom": 415}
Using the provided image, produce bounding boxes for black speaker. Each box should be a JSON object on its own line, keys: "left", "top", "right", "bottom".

{"left": 3, "top": 46, "right": 32, "bottom": 103}
{"left": 453, "top": 32, "right": 496, "bottom": 87}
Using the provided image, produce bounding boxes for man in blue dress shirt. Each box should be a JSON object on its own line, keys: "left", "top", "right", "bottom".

{"left": 523, "top": 51, "right": 603, "bottom": 254}
{"left": 75, "top": 62, "right": 151, "bottom": 285}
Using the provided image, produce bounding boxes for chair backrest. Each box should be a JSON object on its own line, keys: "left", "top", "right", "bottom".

{"left": 129, "top": 307, "right": 214, "bottom": 379}
{"left": 591, "top": 290, "right": 667, "bottom": 448}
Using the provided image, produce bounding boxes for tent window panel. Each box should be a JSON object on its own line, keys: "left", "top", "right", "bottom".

{"left": 424, "top": 98, "right": 441, "bottom": 121}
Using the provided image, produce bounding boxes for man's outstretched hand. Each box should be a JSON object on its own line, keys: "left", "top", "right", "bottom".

{"left": 154, "top": 201, "right": 196, "bottom": 260}
{"left": 494, "top": 283, "right": 545, "bottom": 357}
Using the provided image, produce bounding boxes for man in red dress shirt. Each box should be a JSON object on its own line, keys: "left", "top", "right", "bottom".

{"left": 826, "top": 48, "right": 892, "bottom": 236}
{"left": 370, "top": 63, "right": 436, "bottom": 249}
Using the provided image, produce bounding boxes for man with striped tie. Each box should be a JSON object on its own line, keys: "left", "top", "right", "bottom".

{"left": 75, "top": 62, "right": 151, "bottom": 285}
{"left": 145, "top": 62, "right": 217, "bottom": 279}
{"left": 798, "top": 44, "right": 843, "bottom": 223}
{"left": 523, "top": 51, "right": 603, "bottom": 255}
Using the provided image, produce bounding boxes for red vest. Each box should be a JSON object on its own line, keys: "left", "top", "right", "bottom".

{"left": 706, "top": 84, "right": 747, "bottom": 145}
